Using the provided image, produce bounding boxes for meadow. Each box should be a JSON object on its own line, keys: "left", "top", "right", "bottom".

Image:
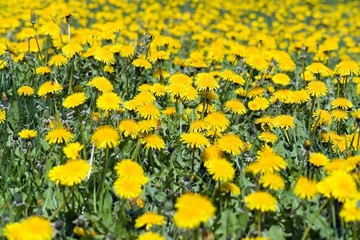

{"left": 0, "top": 0, "right": 359, "bottom": 239}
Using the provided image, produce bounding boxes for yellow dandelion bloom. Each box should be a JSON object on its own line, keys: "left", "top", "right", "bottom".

{"left": 220, "top": 182, "right": 241, "bottom": 195}
{"left": 91, "top": 125, "right": 119, "bottom": 149}
{"left": 306, "top": 80, "right": 327, "bottom": 97}
{"left": 244, "top": 191, "right": 277, "bottom": 212}
{"left": 334, "top": 60, "right": 360, "bottom": 76}
{"left": 294, "top": 176, "right": 318, "bottom": 200}
{"left": 224, "top": 99, "right": 247, "bottom": 115}
{"left": 114, "top": 159, "right": 148, "bottom": 185}
{"left": 94, "top": 47, "right": 114, "bottom": 65}
{"left": 48, "top": 54, "right": 68, "bottom": 67}
{"left": 174, "top": 193, "right": 216, "bottom": 229}
{"left": 332, "top": 110, "right": 348, "bottom": 122}
{"left": 36, "top": 66, "right": 51, "bottom": 75}
{"left": 216, "top": 134, "right": 245, "bottom": 156}
{"left": 18, "top": 129, "right": 37, "bottom": 139}
{"left": 46, "top": 127, "right": 73, "bottom": 144}
{"left": 340, "top": 197, "right": 360, "bottom": 222}
{"left": 189, "top": 120, "right": 205, "bottom": 132}
{"left": 87, "top": 76, "right": 114, "bottom": 93}
{"left": 132, "top": 58, "right": 152, "bottom": 69}
{"left": 119, "top": 119, "right": 139, "bottom": 139}
{"left": 312, "top": 109, "right": 332, "bottom": 127}
{"left": 195, "top": 72, "right": 219, "bottom": 91}
{"left": 113, "top": 177, "right": 143, "bottom": 199}
{"left": 63, "top": 142, "right": 83, "bottom": 160}
{"left": 273, "top": 115, "right": 294, "bottom": 130}
{"left": 201, "top": 145, "right": 224, "bottom": 161}
{"left": 306, "top": 62, "right": 333, "bottom": 77}
{"left": 258, "top": 131, "right": 278, "bottom": 144}
{"left": 272, "top": 73, "right": 291, "bottom": 85}
{"left": 286, "top": 89, "right": 310, "bottom": 104}
{"left": 260, "top": 173, "right": 285, "bottom": 190}
{"left": 62, "top": 92, "right": 87, "bottom": 109}
{"left": 167, "top": 82, "right": 198, "bottom": 102}
{"left": 137, "top": 119, "right": 157, "bottom": 133}
{"left": 308, "top": 152, "right": 329, "bottom": 167}
{"left": 204, "top": 111, "right": 230, "bottom": 133}
{"left": 40, "top": 21, "right": 60, "bottom": 37}
{"left": 180, "top": 132, "right": 210, "bottom": 149}
{"left": 205, "top": 158, "right": 235, "bottom": 182}
{"left": 136, "top": 103, "right": 160, "bottom": 120}
{"left": 331, "top": 98, "right": 353, "bottom": 109}
{"left": 48, "top": 159, "right": 90, "bottom": 186}
{"left": 169, "top": 73, "right": 192, "bottom": 85}
{"left": 151, "top": 83, "right": 167, "bottom": 97}
{"left": 247, "top": 146, "right": 287, "bottom": 175}
{"left": 141, "top": 134, "right": 165, "bottom": 150}
{"left": 3, "top": 222, "right": 22, "bottom": 240}
{"left": 96, "top": 92, "right": 121, "bottom": 111}
{"left": 328, "top": 171, "right": 358, "bottom": 202}
{"left": 38, "top": 81, "right": 63, "bottom": 96}
{"left": 149, "top": 50, "right": 170, "bottom": 62}
{"left": 247, "top": 54, "right": 268, "bottom": 71}
{"left": 17, "top": 85, "right": 35, "bottom": 96}
{"left": 135, "top": 212, "right": 165, "bottom": 230}
{"left": 62, "top": 42, "right": 82, "bottom": 58}
{"left": 120, "top": 45, "right": 135, "bottom": 58}
{"left": 248, "top": 97, "right": 270, "bottom": 111}
{"left": 162, "top": 107, "right": 176, "bottom": 116}
{"left": 138, "top": 232, "right": 165, "bottom": 240}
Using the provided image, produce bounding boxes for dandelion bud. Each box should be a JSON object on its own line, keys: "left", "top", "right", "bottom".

{"left": 304, "top": 140, "right": 311, "bottom": 151}
{"left": 31, "top": 10, "right": 37, "bottom": 25}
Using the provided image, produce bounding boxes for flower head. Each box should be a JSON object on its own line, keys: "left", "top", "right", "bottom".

{"left": 48, "top": 54, "right": 68, "bottom": 67}
{"left": 119, "top": 119, "right": 139, "bottom": 139}
{"left": 195, "top": 72, "right": 218, "bottom": 91}
{"left": 48, "top": 160, "right": 90, "bottom": 186}
{"left": 306, "top": 81, "right": 327, "bottom": 97}
{"left": 260, "top": 173, "right": 285, "bottom": 191}
{"left": 335, "top": 60, "right": 360, "bottom": 76}
{"left": 46, "top": 127, "right": 73, "bottom": 144}
{"left": 204, "top": 111, "right": 230, "bottom": 133}
{"left": 38, "top": 81, "right": 63, "bottom": 96}
{"left": 205, "top": 158, "right": 235, "bottom": 182}
{"left": 114, "top": 159, "right": 148, "bottom": 185}
{"left": 87, "top": 76, "right": 114, "bottom": 93}
{"left": 132, "top": 58, "right": 152, "bottom": 69}
{"left": 138, "top": 232, "right": 165, "bottom": 240}
{"left": 140, "top": 134, "right": 165, "bottom": 150}
{"left": 63, "top": 142, "right": 83, "bottom": 160}
{"left": 94, "top": 47, "right": 114, "bottom": 64}
{"left": 135, "top": 212, "right": 165, "bottom": 230}
{"left": 224, "top": 99, "right": 247, "bottom": 115}
{"left": 174, "top": 193, "right": 216, "bottom": 229}
{"left": 216, "top": 134, "right": 245, "bottom": 156}
{"left": 308, "top": 152, "right": 329, "bottom": 167}
{"left": 180, "top": 132, "right": 210, "bottom": 149}
{"left": 18, "top": 129, "right": 37, "bottom": 139}
{"left": 0, "top": 109, "right": 5, "bottom": 124}
{"left": 17, "top": 86, "right": 35, "bottom": 96}
{"left": 96, "top": 92, "right": 121, "bottom": 111}
{"left": 272, "top": 73, "right": 291, "bottom": 85}
{"left": 294, "top": 176, "right": 318, "bottom": 200}
{"left": 91, "top": 125, "right": 119, "bottom": 149}
{"left": 63, "top": 92, "right": 87, "bottom": 109}
{"left": 244, "top": 191, "right": 277, "bottom": 212}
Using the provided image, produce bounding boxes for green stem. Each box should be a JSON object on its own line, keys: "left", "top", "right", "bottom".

{"left": 49, "top": 188, "right": 72, "bottom": 221}
{"left": 307, "top": 97, "right": 316, "bottom": 133}
{"left": 257, "top": 211, "right": 262, "bottom": 235}
{"left": 96, "top": 147, "right": 110, "bottom": 200}
{"left": 301, "top": 199, "right": 329, "bottom": 240}
{"left": 331, "top": 198, "right": 339, "bottom": 239}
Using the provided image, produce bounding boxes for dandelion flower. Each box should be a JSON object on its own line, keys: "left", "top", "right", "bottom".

{"left": 119, "top": 119, "right": 139, "bottom": 139}
{"left": 19, "top": 129, "right": 37, "bottom": 139}
{"left": 332, "top": 110, "right": 348, "bottom": 122}
{"left": 137, "top": 120, "right": 157, "bottom": 133}
{"left": 204, "top": 111, "right": 230, "bottom": 133}
{"left": 306, "top": 62, "right": 333, "bottom": 77}
{"left": 48, "top": 160, "right": 90, "bottom": 186}
{"left": 205, "top": 158, "right": 235, "bottom": 182}
{"left": 132, "top": 58, "right": 152, "bottom": 69}
{"left": 91, "top": 125, "right": 119, "bottom": 149}
{"left": 38, "top": 81, "right": 63, "bottom": 96}
{"left": 136, "top": 103, "right": 160, "bottom": 120}
{"left": 312, "top": 109, "right": 332, "bottom": 127}
{"left": 331, "top": 98, "right": 353, "bottom": 109}
{"left": 62, "top": 92, "right": 87, "bottom": 109}
{"left": 173, "top": 193, "right": 215, "bottom": 229}
{"left": 63, "top": 142, "right": 83, "bottom": 160}
{"left": 273, "top": 115, "right": 294, "bottom": 130}
{"left": 40, "top": 21, "right": 60, "bottom": 37}
{"left": 335, "top": 60, "right": 360, "bottom": 76}
{"left": 120, "top": 45, "right": 134, "bottom": 58}
{"left": 220, "top": 182, "right": 241, "bottom": 195}
{"left": 195, "top": 72, "right": 219, "bottom": 91}
{"left": 180, "top": 132, "right": 210, "bottom": 149}
{"left": 141, "top": 134, "right": 165, "bottom": 150}
{"left": 114, "top": 159, "right": 148, "bottom": 185}
{"left": 306, "top": 81, "right": 327, "bottom": 97}
{"left": 149, "top": 51, "right": 169, "bottom": 62}
{"left": 244, "top": 191, "right": 277, "bottom": 212}
{"left": 94, "top": 47, "right": 114, "bottom": 65}
{"left": 328, "top": 171, "right": 358, "bottom": 202}
{"left": 17, "top": 216, "right": 53, "bottom": 240}
{"left": 247, "top": 146, "right": 287, "bottom": 175}
{"left": 258, "top": 131, "right": 278, "bottom": 144}
{"left": 46, "top": 127, "right": 73, "bottom": 144}
{"left": 260, "top": 173, "right": 285, "bottom": 190}
{"left": 216, "top": 134, "right": 245, "bottom": 156}
{"left": 62, "top": 42, "right": 83, "bottom": 58}
{"left": 96, "top": 92, "right": 121, "bottom": 111}
{"left": 36, "top": 66, "right": 51, "bottom": 75}
{"left": 294, "top": 177, "right": 318, "bottom": 200}
{"left": 247, "top": 54, "right": 268, "bottom": 71}
{"left": 48, "top": 54, "right": 68, "bottom": 67}
{"left": 201, "top": 145, "right": 224, "bottom": 161}
{"left": 340, "top": 197, "right": 360, "bottom": 222}
{"left": 138, "top": 232, "right": 165, "bottom": 240}
{"left": 308, "top": 152, "right": 329, "bottom": 167}
{"left": 17, "top": 86, "right": 35, "bottom": 96}
{"left": 286, "top": 90, "right": 310, "bottom": 104}
{"left": 3, "top": 222, "right": 22, "bottom": 240}
{"left": 248, "top": 97, "right": 269, "bottom": 111}
{"left": 87, "top": 76, "right": 114, "bottom": 93}
{"left": 135, "top": 212, "right": 165, "bottom": 230}
{"left": 224, "top": 99, "right": 247, "bottom": 115}
{"left": 114, "top": 178, "right": 143, "bottom": 199}
{"left": 272, "top": 73, "right": 291, "bottom": 85}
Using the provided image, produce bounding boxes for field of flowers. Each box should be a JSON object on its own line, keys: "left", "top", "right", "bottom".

{"left": 0, "top": 0, "right": 359, "bottom": 239}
